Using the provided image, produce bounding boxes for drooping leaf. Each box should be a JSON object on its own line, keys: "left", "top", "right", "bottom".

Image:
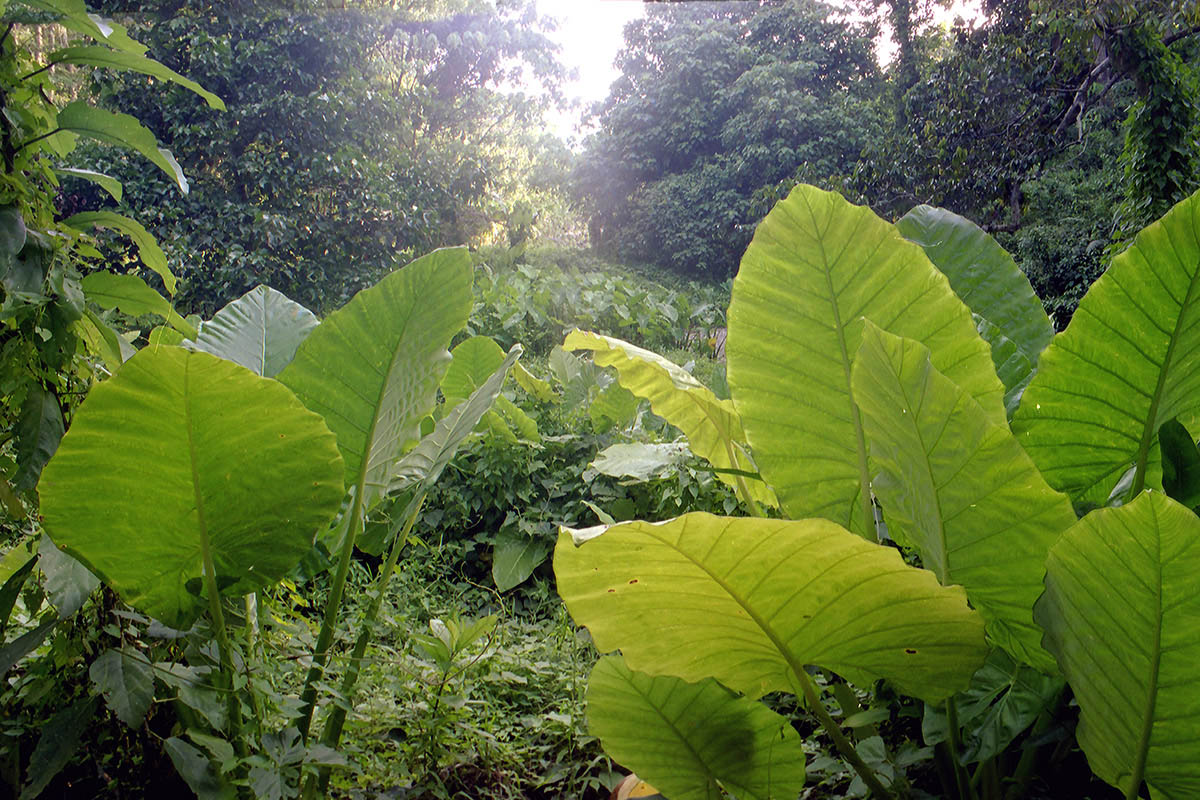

{"left": 922, "top": 648, "right": 1064, "bottom": 763}
{"left": 587, "top": 655, "right": 807, "bottom": 800}
{"left": 157, "top": 663, "right": 226, "bottom": 731}
{"left": 278, "top": 248, "right": 472, "bottom": 511}
{"left": 1013, "top": 189, "right": 1200, "bottom": 506}
{"left": 555, "top": 512, "right": 987, "bottom": 703}
{"left": 56, "top": 102, "right": 187, "bottom": 194}
{"left": 17, "top": 0, "right": 147, "bottom": 53}
{"left": 727, "top": 185, "right": 1004, "bottom": 536}
{"left": 0, "top": 613, "right": 57, "bottom": 676}
{"left": 1035, "top": 491, "right": 1200, "bottom": 798}
{"left": 0, "top": 204, "right": 27, "bottom": 279}
{"left": 0, "top": 547, "right": 38, "bottom": 634}
{"left": 67, "top": 211, "right": 175, "bottom": 295}
{"left": 565, "top": 331, "right": 775, "bottom": 507}
{"left": 897, "top": 205, "right": 1054, "bottom": 413}
{"left": 38, "top": 533, "right": 99, "bottom": 618}
{"left": 54, "top": 167, "right": 122, "bottom": 202}
{"left": 165, "top": 737, "right": 236, "bottom": 800}
{"left": 1159, "top": 419, "right": 1200, "bottom": 508}
{"left": 77, "top": 309, "right": 136, "bottom": 370}
{"left": 588, "top": 378, "right": 639, "bottom": 433}
{"left": 49, "top": 46, "right": 224, "bottom": 109}
{"left": 13, "top": 385, "right": 64, "bottom": 491}
{"left": 192, "top": 285, "right": 318, "bottom": 377}
{"left": 492, "top": 530, "right": 551, "bottom": 592}
{"left": 89, "top": 647, "right": 154, "bottom": 728}
{"left": 20, "top": 695, "right": 99, "bottom": 800}
{"left": 590, "top": 442, "right": 690, "bottom": 482}
{"left": 851, "top": 323, "right": 1074, "bottom": 672}
{"left": 513, "top": 360, "right": 555, "bottom": 403}
{"left": 38, "top": 347, "right": 345, "bottom": 628}
{"left": 389, "top": 345, "right": 523, "bottom": 495}
{"left": 81, "top": 272, "right": 195, "bottom": 337}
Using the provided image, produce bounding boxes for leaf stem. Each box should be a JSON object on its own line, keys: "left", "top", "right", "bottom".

{"left": 792, "top": 668, "right": 893, "bottom": 799}
{"left": 305, "top": 493, "right": 428, "bottom": 796}
{"left": 946, "top": 697, "right": 976, "bottom": 800}
{"left": 296, "top": 488, "right": 365, "bottom": 742}
{"left": 724, "top": 438, "right": 764, "bottom": 517}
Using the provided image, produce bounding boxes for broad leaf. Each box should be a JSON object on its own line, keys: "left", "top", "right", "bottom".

{"left": 38, "top": 347, "right": 345, "bottom": 628}
{"left": 922, "top": 648, "right": 1063, "bottom": 763}
{"left": 555, "top": 512, "right": 987, "bottom": 703}
{"left": 851, "top": 323, "right": 1074, "bottom": 672}
{"left": 278, "top": 248, "right": 472, "bottom": 511}
{"left": 590, "top": 442, "right": 690, "bottom": 481}
{"left": 17, "top": 0, "right": 147, "bottom": 54}
{"left": 13, "top": 385, "right": 64, "bottom": 491}
{"left": 0, "top": 613, "right": 58, "bottom": 676}
{"left": 442, "top": 335, "right": 505, "bottom": 401}
{"left": 565, "top": 331, "right": 775, "bottom": 507}
{"left": 81, "top": 272, "right": 195, "bottom": 337}
{"left": 38, "top": 533, "right": 99, "bottom": 618}
{"left": 727, "top": 185, "right": 1004, "bottom": 536}
{"left": 587, "top": 655, "right": 807, "bottom": 800}
{"left": 492, "top": 530, "right": 551, "bottom": 592}
{"left": 50, "top": 46, "right": 224, "bottom": 109}
{"left": 1035, "top": 491, "right": 1200, "bottom": 798}
{"left": 1013, "top": 189, "right": 1200, "bottom": 506}
{"left": 90, "top": 647, "right": 154, "bottom": 728}
{"left": 165, "top": 737, "right": 236, "bottom": 800}
{"left": 192, "top": 285, "right": 318, "bottom": 377}
{"left": 0, "top": 545, "right": 38, "bottom": 633}
{"left": 67, "top": 211, "right": 175, "bottom": 294}
{"left": 0, "top": 204, "right": 27, "bottom": 279}
{"left": 56, "top": 102, "right": 187, "bottom": 194}
{"left": 897, "top": 205, "right": 1054, "bottom": 413}
{"left": 513, "top": 360, "right": 555, "bottom": 403}
{"left": 20, "top": 696, "right": 99, "bottom": 800}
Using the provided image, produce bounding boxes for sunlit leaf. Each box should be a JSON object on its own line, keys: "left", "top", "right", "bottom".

{"left": 192, "top": 285, "right": 318, "bottom": 377}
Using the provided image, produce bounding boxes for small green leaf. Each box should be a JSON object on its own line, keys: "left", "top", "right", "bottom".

{"left": 68, "top": 211, "right": 174, "bottom": 295}
{"left": 0, "top": 205, "right": 27, "bottom": 279}
{"left": 0, "top": 549, "right": 38, "bottom": 634}
{"left": 38, "top": 532, "right": 99, "bottom": 618}
{"left": 89, "top": 647, "right": 154, "bottom": 728}
{"left": 56, "top": 101, "right": 188, "bottom": 194}
{"left": 164, "top": 737, "right": 236, "bottom": 800}
{"left": 492, "top": 529, "right": 551, "bottom": 592}
{"left": 13, "top": 386, "right": 64, "bottom": 492}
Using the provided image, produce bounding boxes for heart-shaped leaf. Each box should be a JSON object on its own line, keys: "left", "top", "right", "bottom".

{"left": 39, "top": 347, "right": 344, "bottom": 628}
{"left": 192, "top": 285, "right": 318, "bottom": 377}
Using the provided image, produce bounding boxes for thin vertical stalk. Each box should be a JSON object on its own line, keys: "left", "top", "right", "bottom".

{"left": 304, "top": 494, "right": 427, "bottom": 797}
{"left": 297, "top": 489, "right": 364, "bottom": 741}
{"left": 792, "top": 669, "right": 893, "bottom": 799}
{"left": 946, "top": 698, "right": 976, "bottom": 800}
{"left": 723, "top": 439, "right": 764, "bottom": 517}
{"left": 200, "top": 547, "right": 246, "bottom": 761}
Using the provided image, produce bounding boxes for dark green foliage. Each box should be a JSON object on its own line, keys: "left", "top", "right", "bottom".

{"left": 576, "top": 0, "right": 880, "bottom": 280}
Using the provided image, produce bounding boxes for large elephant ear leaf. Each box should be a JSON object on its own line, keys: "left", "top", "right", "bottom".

{"left": 727, "top": 184, "right": 1004, "bottom": 536}
{"left": 278, "top": 248, "right": 473, "bottom": 510}
{"left": 1034, "top": 491, "right": 1200, "bottom": 799}
{"left": 851, "top": 322, "right": 1074, "bottom": 673}
{"left": 587, "top": 655, "right": 807, "bottom": 800}
{"left": 555, "top": 512, "right": 987, "bottom": 703}
{"left": 192, "top": 285, "right": 318, "bottom": 377}
{"left": 564, "top": 330, "right": 776, "bottom": 507}
{"left": 897, "top": 205, "right": 1054, "bottom": 414}
{"left": 38, "top": 347, "right": 345, "bottom": 629}
{"left": 1013, "top": 189, "right": 1200, "bottom": 507}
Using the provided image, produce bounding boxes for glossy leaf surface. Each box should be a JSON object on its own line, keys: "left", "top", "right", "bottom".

{"left": 278, "top": 248, "right": 472, "bottom": 510}
{"left": 1035, "top": 492, "right": 1200, "bottom": 798}
{"left": 851, "top": 323, "right": 1073, "bottom": 671}
{"left": 39, "top": 347, "right": 344, "bottom": 628}
{"left": 193, "top": 285, "right": 318, "bottom": 377}
{"left": 565, "top": 330, "right": 775, "bottom": 506}
{"left": 1014, "top": 190, "right": 1200, "bottom": 506}
{"left": 587, "top": 655, "right": 807, "bottom": 800}
{"left": 727, "top": 185, "right": 1004, "bottom": 535}
{"left": 556, "top": 512, "right": 986, "bottom": 703}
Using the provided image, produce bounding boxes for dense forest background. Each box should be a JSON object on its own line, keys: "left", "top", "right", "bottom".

{"left": 67, "top": 0, "right": 1200, "bottom": 325}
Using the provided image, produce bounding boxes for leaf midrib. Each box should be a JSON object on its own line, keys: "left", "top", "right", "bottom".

{"left": 1131, "top": 256, "right": 1200, "bottom": 495}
